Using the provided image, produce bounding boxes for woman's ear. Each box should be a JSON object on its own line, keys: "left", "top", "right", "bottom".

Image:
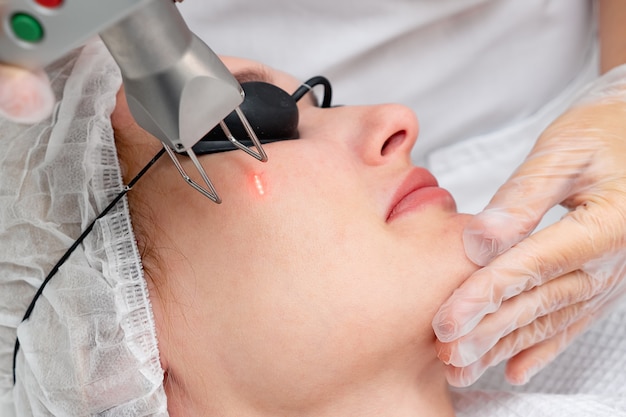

{"left": 110, "top": 86, "right": 159, "bottom": 148}
{"left": 111, "top": 87, "right": 137, "bottom": 133}
{"left": 111, "top": 86, "right": 163, "bottom": 180}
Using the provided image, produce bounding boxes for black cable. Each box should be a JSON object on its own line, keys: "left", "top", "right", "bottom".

{"left": 12, "top": 147, "right": 166, "bottom": 384}
{"left": 291, "top": 76, "right": 333, "bottom": 108}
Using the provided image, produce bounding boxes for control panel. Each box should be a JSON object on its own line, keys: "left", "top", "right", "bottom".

{"left": 0, "top": 0, "right": 150, "bottom": 69}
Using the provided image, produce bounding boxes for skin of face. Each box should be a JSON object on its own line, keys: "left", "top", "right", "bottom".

{"left": 112, "top": 57, "right": 479, "bottom": 417}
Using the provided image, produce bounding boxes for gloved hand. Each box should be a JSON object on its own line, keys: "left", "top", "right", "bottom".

{"left": 432, "top": 64, "right": 626, "bottom": 387}
{"left": 0, "top": 64, "right": 54, "bottom": 124}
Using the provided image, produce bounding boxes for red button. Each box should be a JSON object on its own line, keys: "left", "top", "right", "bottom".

{"left": 34, "top": 0, "right": 63, "bottom": 8}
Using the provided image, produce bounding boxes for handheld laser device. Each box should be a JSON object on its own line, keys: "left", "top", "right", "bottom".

{"left": 0, "top": 0, "right": 268, "bottom": 203}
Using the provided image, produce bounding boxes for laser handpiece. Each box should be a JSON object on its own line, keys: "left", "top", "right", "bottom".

{"left": 0, "top": 0, "right": 267, "bottom": 203}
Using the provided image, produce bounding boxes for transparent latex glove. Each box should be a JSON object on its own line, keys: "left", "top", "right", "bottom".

{"left": 0, "top": 64, "right": 55, "bottom": 124}
{"left": 432, "top": 65, "right": 626, "bottom": 388}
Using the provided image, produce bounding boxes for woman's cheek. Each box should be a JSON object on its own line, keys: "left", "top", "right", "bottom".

{"left": 244, "top": 170, "right": 271, "bottom": 199}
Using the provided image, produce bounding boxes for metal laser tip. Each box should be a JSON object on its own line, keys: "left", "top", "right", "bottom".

{"left": 220, "top": 106, "right": 269, "bottom": 162}
{"left": 163, "top": 145, "right": 222, "bottom": 204}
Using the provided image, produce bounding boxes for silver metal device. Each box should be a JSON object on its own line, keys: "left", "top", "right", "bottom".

{"left": 0, "top": 0, "right": 267, "bottom": 203}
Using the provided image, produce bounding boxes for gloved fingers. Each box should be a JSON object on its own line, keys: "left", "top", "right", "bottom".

{"left": 464, "top": 101, "right": 626, "bottom": 266}
{"left": 0, "top": 64, "right": 55, "bottom": 124}
{"left": 435, "top": 268, "right": 598, "bottom": 366}
{"left": 441, "top": 76, "right": 626, "bottom": 386}
{"left": 504, "top": 314, "right": 593, "bottom": 385}
{"left": 463, "top": 149, "right": 583, "bottom": 266}
{"left": 434, "top": 208, "right": 622, "bottom": 343}
{"left": 441, "top": 299, "right": 591, "bottom": 387}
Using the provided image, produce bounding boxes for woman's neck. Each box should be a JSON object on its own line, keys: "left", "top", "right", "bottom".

{"left": 164, "top": 357, "right": 456, "bottom": 417}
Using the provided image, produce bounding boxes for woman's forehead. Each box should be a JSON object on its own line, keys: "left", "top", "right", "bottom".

{"left": 221, "top": 56, "right": 301, "bottom": 92}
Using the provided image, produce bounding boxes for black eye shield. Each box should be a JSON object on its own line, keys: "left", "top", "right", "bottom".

{"left": 191, "top": 76, "right": 332, "bottom": 155}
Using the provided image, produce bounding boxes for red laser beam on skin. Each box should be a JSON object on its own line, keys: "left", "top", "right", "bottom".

{"left": 251, "top": 173, "right": 266, "bottom": 196}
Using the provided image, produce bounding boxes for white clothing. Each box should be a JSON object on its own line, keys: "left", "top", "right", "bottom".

{"left": 179, "top": 0, "right": 596, "bottom": 223}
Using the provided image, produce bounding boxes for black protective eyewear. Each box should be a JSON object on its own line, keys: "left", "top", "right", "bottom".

{"left": 192, "top": 75, "right": 333, "bottom": 155}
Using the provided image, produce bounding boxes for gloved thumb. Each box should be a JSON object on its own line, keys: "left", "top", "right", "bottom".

{"left": 463, "top": 207, "right": 535, "bottom": 266}
{"left": 0, "top": 65, "right": 55, "bottom": 124}
{"left": 462, "top": 137, "right": 581, "bottom": 266}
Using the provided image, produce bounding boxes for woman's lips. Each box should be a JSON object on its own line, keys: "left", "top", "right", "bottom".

{"left": 387, "top": 168, "right": 455, "bottom": 221}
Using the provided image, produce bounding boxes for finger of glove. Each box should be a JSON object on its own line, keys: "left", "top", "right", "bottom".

{"left": 434, "top": 212, "right": 610, "bottom": 342}
{"left": 442, "top": 299, "right": 590, "bottom": 387}
{"left": 436, "top": 269, "right": 599, "bottom": 365}
{"left": 463, "top": 125, "right": 602, "bottom": 266}
{"left": 0, "top": 65, "right": 54, "bottom": 124}
{"left": 504, "top": 314, "right": 593, "bottom": 385}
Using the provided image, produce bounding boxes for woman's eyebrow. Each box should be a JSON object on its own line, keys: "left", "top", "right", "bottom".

{"left": 231, "top": 68, "right": 274, "bottom": 84}
{"left": 232, "top": 67, "right": 319, "bottom": 106}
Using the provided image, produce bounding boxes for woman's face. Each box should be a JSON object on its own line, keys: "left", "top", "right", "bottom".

{"left": 115, "top": 57, "right": 478, "bottom": 415}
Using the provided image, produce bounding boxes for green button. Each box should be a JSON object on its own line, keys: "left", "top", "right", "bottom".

{"left": 10, "top": 13, "right": 44, "bottom": 43}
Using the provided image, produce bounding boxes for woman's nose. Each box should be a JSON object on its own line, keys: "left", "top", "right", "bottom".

{"left": 346, "top": 103, "right": 419, "bottom": 166}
